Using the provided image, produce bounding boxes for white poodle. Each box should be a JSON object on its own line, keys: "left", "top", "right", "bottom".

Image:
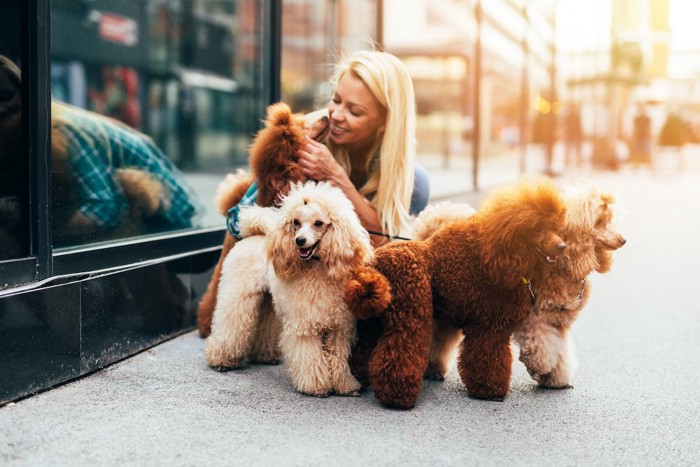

{"left": 205, "top": 181, "right": 389, "bottom": 397}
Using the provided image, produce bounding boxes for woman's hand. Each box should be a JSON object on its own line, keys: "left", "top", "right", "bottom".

{"left": 297, "top": 136, "right": 387, "bottom": 246}
{"left": 297, "top": 136, "right": 346, "bottom": 184}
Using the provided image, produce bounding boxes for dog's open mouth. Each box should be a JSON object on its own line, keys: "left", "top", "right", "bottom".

{"left": 298, "top": 241, "right": 320, "bottom": 260}
{"left": 536, "top": 247, "right": 558, "bottom": 264}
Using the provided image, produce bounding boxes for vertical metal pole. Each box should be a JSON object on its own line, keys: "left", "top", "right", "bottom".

{"left": 25, "top": 0, "right": 53, "bottom": 280}
{"left": 545, "top": 2, "right": 557, "bottom": 175}
{"left": 519, "top": 4, "right": 530, "bottom": 174}
{"left": 268, "top": 0, "right": 282, "bottom": 105}
{"left": 472, "top": 0, "right": 482, "bottom": 191}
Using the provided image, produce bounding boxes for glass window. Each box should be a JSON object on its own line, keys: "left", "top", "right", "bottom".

{"left": 50, "top": 0, "right": 269, "bottom": 249}
{"left": 0, "top": 3, "right": 28, "bottom": 261}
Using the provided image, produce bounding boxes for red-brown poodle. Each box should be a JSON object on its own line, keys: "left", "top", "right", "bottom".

{"left": 197, "top": 103, "right": 328, "bottom": 337}
{"left": 347, "top": 177, "right": 567, "bottom": 409}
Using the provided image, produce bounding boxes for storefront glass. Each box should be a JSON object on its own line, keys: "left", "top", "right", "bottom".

{"left": 0, "top": 4, "right": 28, "bottom": 261}
{"left": 50, "top": 0, "right": 269, "bottom": 248}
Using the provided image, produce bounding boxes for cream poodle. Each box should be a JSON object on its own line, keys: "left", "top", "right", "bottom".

{"left": 205, "top": 181, "right": 389, "bottom": 397}
{"left": 514, "top": 184, "right": 626, "bottom": 388}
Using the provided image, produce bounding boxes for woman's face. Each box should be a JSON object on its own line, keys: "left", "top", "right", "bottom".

{"left": 328, "top": 71, "right": 386, "bottom": 156}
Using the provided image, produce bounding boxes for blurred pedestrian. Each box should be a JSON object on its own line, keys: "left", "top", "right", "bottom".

{"left": 565, "top": 104, "right": 583, "bottom": 168}
{"left": 629, "top": 104, "right": 652, "bottom": 165}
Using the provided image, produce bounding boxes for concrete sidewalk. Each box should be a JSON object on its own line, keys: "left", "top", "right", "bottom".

{"left": 3, "top": 157, "right": 700, "bottom": 466}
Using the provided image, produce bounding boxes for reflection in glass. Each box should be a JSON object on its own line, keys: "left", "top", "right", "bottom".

{"left": 0, "top": 42, "right": 27, "bottom": 260}
{"left": 50, "top": 102, "right": 201, "bottom": 246}
{"left": 50, "top": 0, "right": 271, "bottom": 243}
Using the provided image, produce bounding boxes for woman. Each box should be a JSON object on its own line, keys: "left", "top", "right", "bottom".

{"left": 298, "top": 50, "right": 428, "bottom": 245}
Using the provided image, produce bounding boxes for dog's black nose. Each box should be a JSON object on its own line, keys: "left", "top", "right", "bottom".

{"left": 295, "top": 237, "right": 306, "bottom": 246}
{"left": 556, "top": 242, "right": 566, "bottom": 251}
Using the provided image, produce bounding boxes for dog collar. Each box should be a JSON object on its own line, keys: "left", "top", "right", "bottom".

{"left": 522, "top": 277, "right": 536, "bottom": 304}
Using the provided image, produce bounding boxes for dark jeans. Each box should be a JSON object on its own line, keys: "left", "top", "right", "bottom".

{"left": 410, "top": 164, "right": 430, "bottom": 215}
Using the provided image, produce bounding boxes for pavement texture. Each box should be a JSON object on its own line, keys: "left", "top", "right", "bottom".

{"left": 2, "top": 148, "right": 700, "bottom": 466}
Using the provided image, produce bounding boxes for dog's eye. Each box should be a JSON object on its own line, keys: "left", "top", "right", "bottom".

{"left": 314, "top": 221, "right": 324, "bottom": 227}
{"left": 293, "top": 219, "right": 300, "bottom": 227}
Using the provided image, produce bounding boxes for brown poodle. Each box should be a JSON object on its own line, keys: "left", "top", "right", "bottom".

{"left": 347, "top": 177, "right": 567, "bottom": 409}
{"left": 514, "top": 185, "right": 626, "bottom": 388}
{"left": 197, "top": 102, "right": 329, "bottom": 337}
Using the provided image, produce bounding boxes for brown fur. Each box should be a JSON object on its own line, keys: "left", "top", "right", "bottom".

{"left": 514, "top": 186, "right": 626, "bottom": 388}
{"left": 346, "top": 177, "right": 567, "bottom": 409}
{"left": 196, "top": 103, "right": 329, "bottom": 337}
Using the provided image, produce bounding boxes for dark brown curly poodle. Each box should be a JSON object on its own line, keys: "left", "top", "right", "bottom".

{"left": 347, "top": 177, "right": 567, "bottom": 409}
{"left": 197, "top": 102, "right": 329, "bottom": 337}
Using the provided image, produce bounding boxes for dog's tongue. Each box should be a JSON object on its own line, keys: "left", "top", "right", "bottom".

{"left": 299, "top": 247, "right": 313, "bottom": 258}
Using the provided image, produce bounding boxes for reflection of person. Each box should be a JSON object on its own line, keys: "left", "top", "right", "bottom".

{"left": 51, "top": 102, "right": 200, "bottom": 241}
{"left": 0, "top": 54, "right": 200, "bottom": 247}
{"left": 630, "top": 105, "right": 651, "bottom": 165}
{"left": 0, "top": 55, "right": 26, "bottom": 259}
{"left": 297, "top": 50, "right": 428, "bottom": 245}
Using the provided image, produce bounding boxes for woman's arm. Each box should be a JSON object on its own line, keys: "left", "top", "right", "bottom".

{"left": 297, "top": 137, "right": 389, "bottom": 247}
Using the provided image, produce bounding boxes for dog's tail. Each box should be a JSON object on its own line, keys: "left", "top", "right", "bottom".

{"left": 237, "top": 205, "right": 277, "bottom": 237}
{"left": 412, "top": 201, "right": 476, "bottom": 240}
{"left": 345, "top": 266, "right": 392, "bottom": 320}
{"left": 214, "top": 169, "right": 255, "bottom": 216}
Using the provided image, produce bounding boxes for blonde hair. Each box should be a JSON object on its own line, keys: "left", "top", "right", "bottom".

{"left": 325, "top": 50, "right": 416, "bottom": 237}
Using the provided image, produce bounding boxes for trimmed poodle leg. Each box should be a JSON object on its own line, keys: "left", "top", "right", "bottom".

{"left": 280, "top": 330, "right": 332, "bottom": 397}
{"left": 204, "top": 239, "right": 269, "bottom": 370}
{"left": 248, "top": 293, "right": 282, "bottom": 365}
{"left": 515, "top": 319, "right": 575, "bottom": 388}
{"left": 197, "top": 233, "right": 237, "bottom": 338}
{"left": 350, "top": 317, "right": 382, "bottom": 388}
{"left": 323, "top": 329, "right": 361, "bottom": 396}
{"left": 368, "top": 289, "right": 433, "bottom": 409}
{"left": 536, "top": 334, "right": 577, "bottom": 389}
{"left": 424, "top": 318, "right": 462, "bottom": 381}
{"left": 458, "top": 328, "right": 513, "bottom": 401}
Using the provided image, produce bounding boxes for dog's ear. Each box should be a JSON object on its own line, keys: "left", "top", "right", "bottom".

{"left": 268, "top": 216, "right": 301, "bottom": 280}
{"left": 595, "top": 245, "right": 614, "bottom": 273}
{"left": 563, "top": 240, "right": 599, "bottom": 280}
{"left": 322, "top": 213, "right": 373, "bottom": 282}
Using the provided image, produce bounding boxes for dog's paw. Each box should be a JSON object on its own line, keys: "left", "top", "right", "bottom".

{"left": 249, "top": 357, "right": 282, "bottom": 366}
{"left": 346, "top": 267, "right": 392, "bottom": 320}
{"left": 204, "top": 340, "right": 245, "bottom": 370}
{"left": 536, "top": 372, "right": 573, "bottom": 389}
{"left": 333, "top": 374, "right": 362, "bottom": 396}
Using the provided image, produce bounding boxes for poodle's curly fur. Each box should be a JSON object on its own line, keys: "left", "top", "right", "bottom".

{"left": 205, "top": 181, "right": 390, "bottom": 396}
{"left": 514, "top": 185, "right": 626, "bottom": 388}
{"left": 347, "top": 177, "right": 567, "bottom": 409}
{"left": 197, "top": 103, "right": 329, "bottom": 337}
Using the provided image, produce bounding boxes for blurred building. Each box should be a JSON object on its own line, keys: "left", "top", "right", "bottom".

{"left": 280, "top": 0, "right": 381, "bottom": 113}
{"left": 559, "top": 0, "right": 700, "bottom": 150}
{"left": 381, "top": 0, "right": 558, "bottom": 180}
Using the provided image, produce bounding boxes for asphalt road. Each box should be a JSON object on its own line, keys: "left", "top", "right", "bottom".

{"left": 1, "top": 166, "right": 699, "bottom": 466}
